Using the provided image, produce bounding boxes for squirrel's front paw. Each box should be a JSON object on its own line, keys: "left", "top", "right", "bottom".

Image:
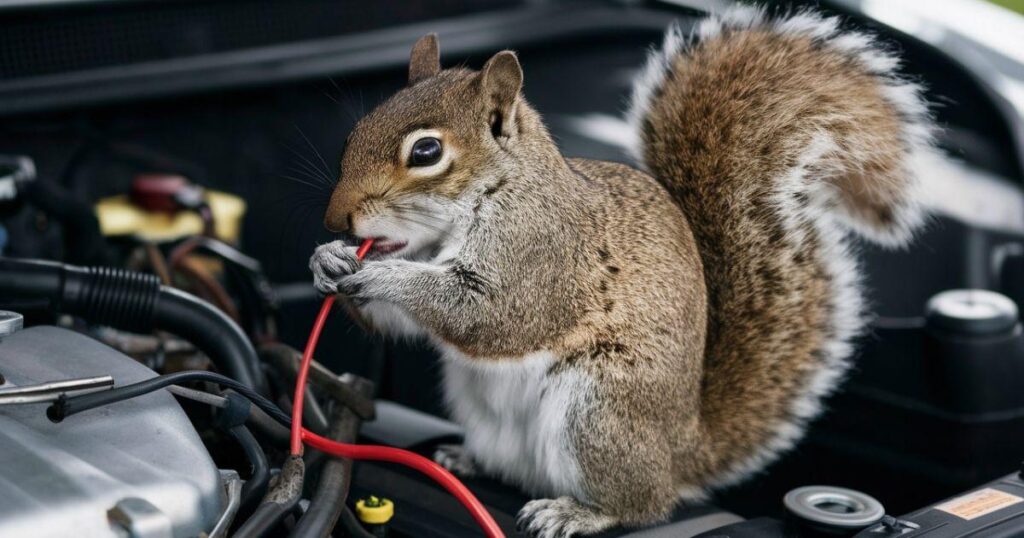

{"left": 309, "top": 241, "right": 361, "bottom": 295}
{"left": 517, "top": 497, "right": 618, "bottom": 538}
{"left": 433, "top": 444, "right": 479, "bottom": 478}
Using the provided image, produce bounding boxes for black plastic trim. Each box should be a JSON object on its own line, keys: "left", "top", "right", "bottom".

{"left": 0, "top": 5, "right": 683, "bottom": 117}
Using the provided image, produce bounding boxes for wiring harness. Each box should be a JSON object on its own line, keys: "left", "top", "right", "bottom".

{"left": 43, "top": 238, "right": 506, "bottom": 537}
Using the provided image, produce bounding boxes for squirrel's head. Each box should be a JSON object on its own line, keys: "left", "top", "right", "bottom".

{"left": 325, "top": 34, "right": 537, "bottom": 257}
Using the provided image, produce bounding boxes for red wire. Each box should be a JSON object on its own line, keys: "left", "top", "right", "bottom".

{"left": 289, "top": 238, "right": 374, "bottom": 454}
{"left": 291, "top": 238, "right": 505, "bottom": 537}
{"left": 355, "top": 238, "right": 374, "bottom": 260}
{"left": 302, "top": 429, "right": 506, "bottom": 538}
{"left": 289, "top": 293, "right": 335, "bottom": 455}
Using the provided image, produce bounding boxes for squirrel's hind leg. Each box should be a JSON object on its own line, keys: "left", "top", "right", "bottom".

{"left": 517, "top": 497, "right": 618, "bottom": 538}
{"left": 516, "top": 385, "right": 684, "bottom": 537}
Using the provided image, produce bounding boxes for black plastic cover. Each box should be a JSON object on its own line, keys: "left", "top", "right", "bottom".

{"left": 854, "top": 472, "right": 1024, "bottom": 537}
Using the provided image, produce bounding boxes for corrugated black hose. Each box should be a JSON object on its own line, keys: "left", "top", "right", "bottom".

{"left": 0, "top": 257, "right": 267, "bottom": 393}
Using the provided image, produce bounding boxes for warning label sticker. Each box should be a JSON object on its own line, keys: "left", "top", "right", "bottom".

{"left": 935, "top": 488, "right": 1024, "bottom": 521}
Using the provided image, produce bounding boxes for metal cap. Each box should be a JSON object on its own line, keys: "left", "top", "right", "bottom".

{"left": 784, "top": 485, "right": 885, "bottom": 529}
{"left": 0, "top": 311, "right": 23, "bottom": 337}
{"left": 926, "top": 289, "right": 1019, "bottom": 335}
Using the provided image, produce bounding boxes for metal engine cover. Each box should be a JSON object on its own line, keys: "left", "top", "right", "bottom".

{"left": 0, "top": 325, "right": 223, "bottom": 537}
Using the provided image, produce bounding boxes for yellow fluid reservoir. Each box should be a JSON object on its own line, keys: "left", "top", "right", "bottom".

{"left": 95, "top": 190, "right": 246, "bottom": 242}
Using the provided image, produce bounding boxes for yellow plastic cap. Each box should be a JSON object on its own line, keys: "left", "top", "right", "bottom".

{"left": 355, "top": 496, "right": 394, "bottom": 524}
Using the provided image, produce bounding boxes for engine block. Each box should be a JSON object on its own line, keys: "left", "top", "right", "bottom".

{"left": 0, "top": 324, "right": 223, "bottom": 537}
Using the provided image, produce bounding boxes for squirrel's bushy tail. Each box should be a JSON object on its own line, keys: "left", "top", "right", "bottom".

{"left": 628, "top": 7, "right": 934, "bottom": 486}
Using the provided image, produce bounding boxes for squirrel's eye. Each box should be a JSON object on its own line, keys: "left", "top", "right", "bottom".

{"left": 409, "top": 137, "right": 442, "bottom": 167}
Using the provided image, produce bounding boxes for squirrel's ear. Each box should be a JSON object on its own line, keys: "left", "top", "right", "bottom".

{"left": 409, "top": 34, "right": 441, "bottom": 84}
{"left": 480, "top": 51, "right": 523, "bottom": 143}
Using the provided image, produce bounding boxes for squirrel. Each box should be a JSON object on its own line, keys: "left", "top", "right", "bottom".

{"left": 310, "top": 6, "right": 933, "bottom": 537}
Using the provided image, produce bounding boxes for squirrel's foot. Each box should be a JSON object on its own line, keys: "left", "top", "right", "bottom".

{"left": 309, "top": 241, "right": 361, "bottom": 295}
{"left": 517, "top": 497, "right": 618, "bottom": 538}
{"left": 433, "top": 444, "right": 479, "bottom": 477}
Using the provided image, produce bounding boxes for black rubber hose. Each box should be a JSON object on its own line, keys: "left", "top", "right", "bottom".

{"left": 22, "top": 178, "right": 112, "bottom": 266}
{"left": 155, "top": 286, "right": 264, "bottom": 391}
{"left": 260, "top": 343, "right": 375, "bottom": 421}
{"left": 49, "top": 368, "right": 333, "bottom": 446}
{"left": 234, "top": 456, "right": 305, "bottom": 538}
{"left": 290, "top": 376, "right": 373, "bottom": 538}
{"left": 230, "top": 425, "right": 270, "bottom": 509}
{"left": 291, "top": 423, "right": 356, "bottom": 538}
{"left": 260, "top": 346, "right": 330, "bottom": 433}
{"left": 47, "top": 370, "right": 288, "bottom": 425}
{"left": 238, "top": 391, "right": 292, "bottom": 445}
{"left": 0, "top": 257, "right": 266, "bottom": 392}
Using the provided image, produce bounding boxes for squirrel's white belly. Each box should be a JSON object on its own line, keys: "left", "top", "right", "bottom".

{"left": 440, "top": 347, "right": 591, "bottom": 500}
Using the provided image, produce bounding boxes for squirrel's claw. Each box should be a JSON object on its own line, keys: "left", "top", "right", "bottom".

{"left": 517, "top": 497, "right": 618, "bottom": 538}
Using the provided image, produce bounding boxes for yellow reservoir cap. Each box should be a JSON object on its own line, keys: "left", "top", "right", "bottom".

{"left": 355, "top": 496, "right": 394, "bottom": 524}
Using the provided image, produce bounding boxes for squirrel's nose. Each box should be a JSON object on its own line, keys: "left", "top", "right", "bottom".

{"left": 325, "top": 187, "right": 362, "bottom": 233}
{"left": 324, "top": 211, "right": 352, "bottom": 233}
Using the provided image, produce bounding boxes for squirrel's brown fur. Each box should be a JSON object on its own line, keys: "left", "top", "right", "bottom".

{"left": 310, "top": 6, "right": 932, "bottom": 536}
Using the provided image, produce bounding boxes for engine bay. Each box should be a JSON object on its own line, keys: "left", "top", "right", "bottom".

{"left": 3, "top": 1, "right": 1024, "bottom": 536}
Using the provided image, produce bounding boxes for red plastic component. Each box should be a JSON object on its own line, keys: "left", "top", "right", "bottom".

{"left": 130, "top": 173, "right": 189, "bottom": 213}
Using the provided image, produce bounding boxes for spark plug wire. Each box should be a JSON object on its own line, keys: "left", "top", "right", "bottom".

{"left": 291, "top": 238, "right": 505, "bottom": 538}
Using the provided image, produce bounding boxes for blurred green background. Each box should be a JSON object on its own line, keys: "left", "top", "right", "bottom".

{"left": 989, "top": 0, "right": 1024, "bottom": 14}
